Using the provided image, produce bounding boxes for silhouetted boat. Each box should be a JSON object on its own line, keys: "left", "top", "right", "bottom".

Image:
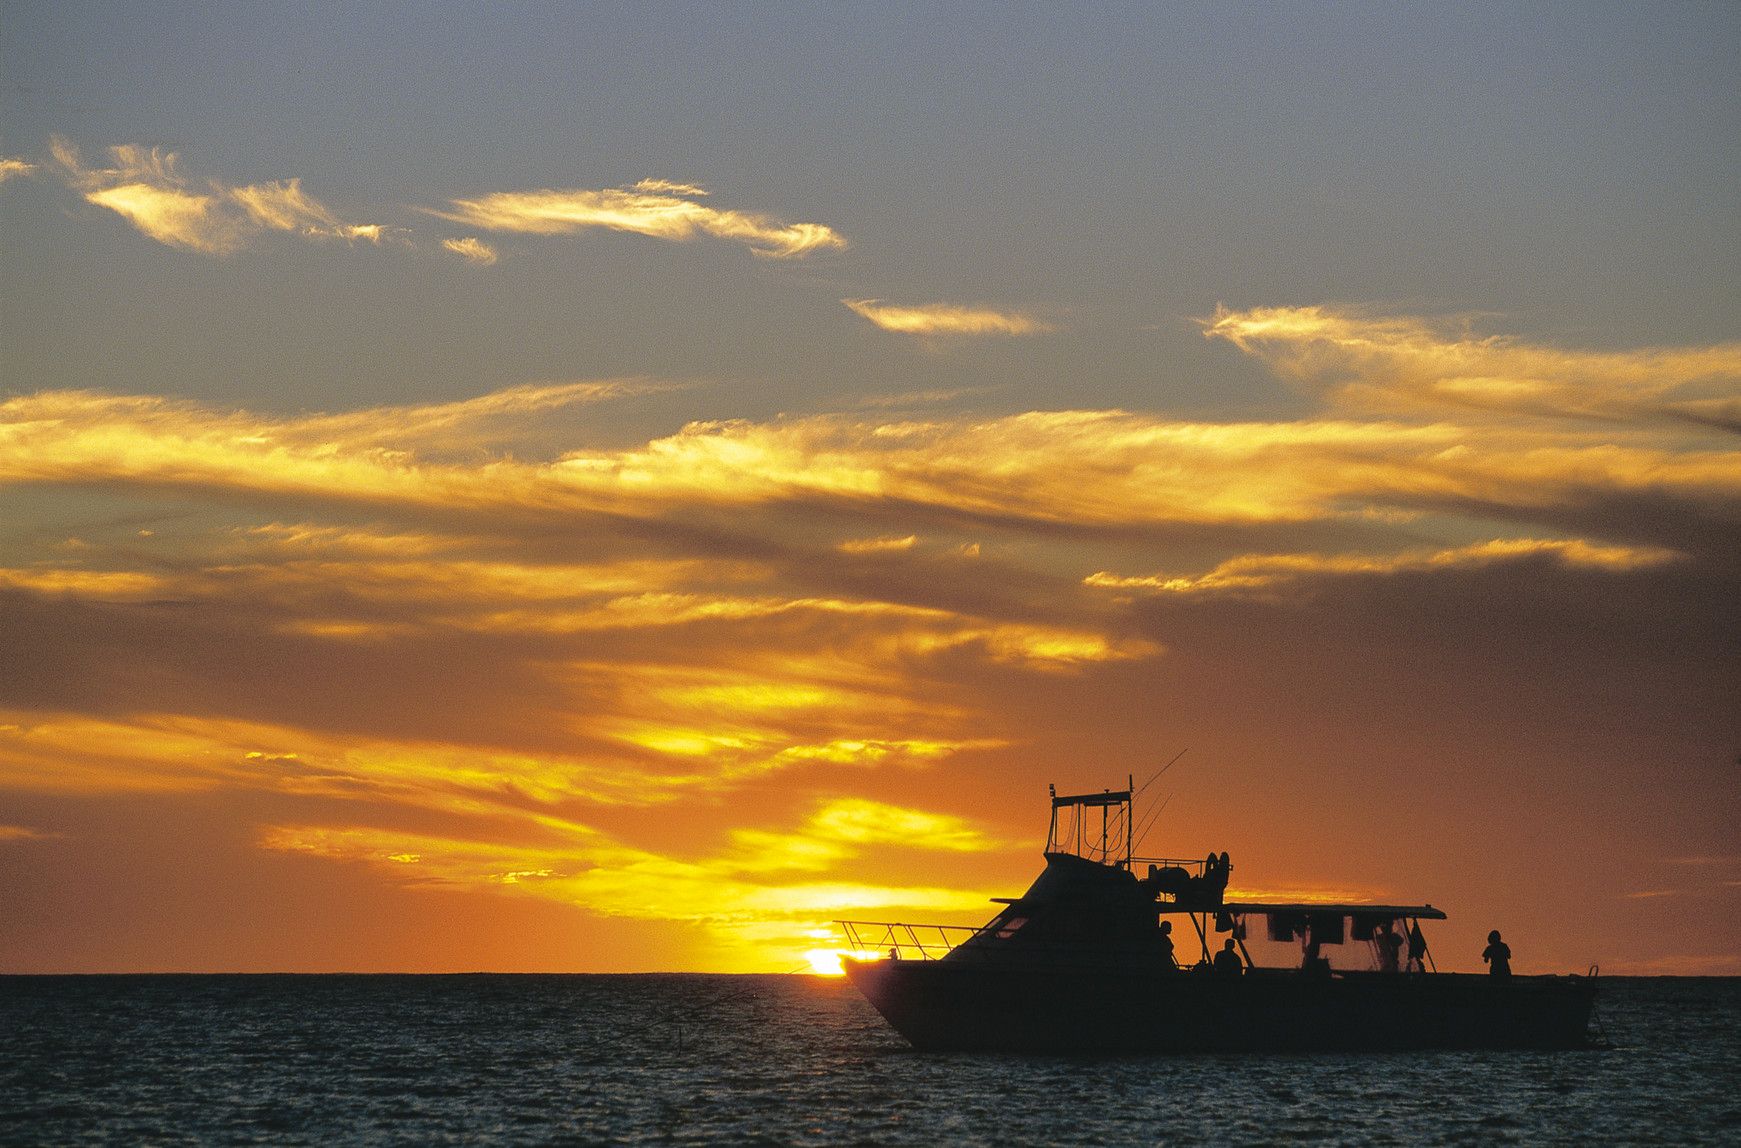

{"left": 839, "top": 783, "right": 1597, "bottom": 1052}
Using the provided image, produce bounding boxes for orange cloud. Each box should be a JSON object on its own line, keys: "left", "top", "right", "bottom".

{"left": 0, "top": 567, "right": 172, "bottom": 598}
{"left": 0, "top": 824, "right": 60, "bottom": 841}
{"left": 1086, "top": 538, "right": 1683, "bottom": 597}
{"left": 844, "top": 299, "right": 1054, "bottom": 337}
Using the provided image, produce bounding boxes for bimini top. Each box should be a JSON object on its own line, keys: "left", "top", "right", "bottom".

{"left": 1216, "top": 901, "right": 1447, "bottom": 920}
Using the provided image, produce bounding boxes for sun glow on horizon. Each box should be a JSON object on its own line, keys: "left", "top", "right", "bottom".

{"left": 801, "top": 948, "right": 888, "bottom": 976}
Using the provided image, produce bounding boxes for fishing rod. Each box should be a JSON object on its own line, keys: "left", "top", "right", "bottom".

{"left": 1133, "top": 792, "right": 1172, "bottom": 855}
{"left": 1134, "top": 748, "right": 1187, "bottom": 801}
{"left": 1130, "top": 748, "right": 1187, "bottom": 854}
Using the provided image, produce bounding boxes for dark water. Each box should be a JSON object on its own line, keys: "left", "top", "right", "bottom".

{"left": 2, "top": 975, "right": 1737, "bottom": 1145}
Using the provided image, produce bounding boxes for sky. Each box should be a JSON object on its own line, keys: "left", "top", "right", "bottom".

{"left": 1, "top": 2, "right": 1738, "bottom": 976}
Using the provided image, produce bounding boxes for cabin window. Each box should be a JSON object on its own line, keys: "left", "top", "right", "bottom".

{"left": 996, "top": 916, "right": 1029, "bottom": 940}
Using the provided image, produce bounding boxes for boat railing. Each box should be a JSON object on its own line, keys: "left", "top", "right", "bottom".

{"left": 837, "top": 920, "right": 1195, "bottom": 970}
{"left": 836, "top": 920, "right": 988, "bottom": 960}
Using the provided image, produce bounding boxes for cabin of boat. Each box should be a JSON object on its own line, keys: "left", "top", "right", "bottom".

{"left": 839, "top": 783, "right": 1597, "bottom": 1052}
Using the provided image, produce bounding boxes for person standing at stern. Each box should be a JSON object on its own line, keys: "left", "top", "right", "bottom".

{"left": 1483, "top": 930, "right": 1512, "bottom": 978}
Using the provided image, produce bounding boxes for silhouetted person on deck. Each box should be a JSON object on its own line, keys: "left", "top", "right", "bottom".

{"left": 1483, "top": 930, "right": 1512, "bottom": 978}
{"left": 1301, "top": 934, "right": 1330, "bottom": 978}
{"left": 1407, "top": 921, "right": 1429, "bottom": 972}
{"left": 1214, "top": 938, "right": 1244, "bottom": 977}
{"left": 1376, "top": 923, "right": 1404, "bottom": 973}
{"left": 1158, "top": 920, "right": 1176, "bottom": 968}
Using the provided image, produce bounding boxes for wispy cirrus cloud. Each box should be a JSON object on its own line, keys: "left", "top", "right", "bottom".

{"left": 432, "top": 181, "right": 845, "bottom": 258}
{"left": 227, "top": 178, "right": 385, "bottom": 242}
{"left": 5, "top": 376, "right": 1738, "bottom": 557}
{"left": 632, "top": 178, "right": 708, "bottom": 197}
{"left": 441, "top": 236, "right": 498, "bottom": 265}
{"left": 48, "top": 137, "right": 387, "bottom": 254}
{"left": 844, "top": 298, "right": 1054, "bottom": 337}
{"left": 838, "top": 535, "right": 918, "bottom": 554}
{"left": 33, "top": 141, "right": 839, "bottom": 264}
{"left": 0, "top": 377, "right": 660, "bottom": 468}
{"left": 0, "top": 824, "right": 60, "bottom": 842}
{"left": 1086, "top": 538, "right": 1683, "bottom": 597}
{"left": 1202, "top": 304, "right": 1741, "bottom": 429}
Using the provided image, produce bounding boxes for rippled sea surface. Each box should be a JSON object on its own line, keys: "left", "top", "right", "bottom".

{"left": 3, "top": 975, "right": 1737, "bottom": 1145}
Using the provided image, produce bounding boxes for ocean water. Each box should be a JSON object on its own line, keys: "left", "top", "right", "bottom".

{"left": 2, "top": 974, "right": 1737, "bottom": 1145}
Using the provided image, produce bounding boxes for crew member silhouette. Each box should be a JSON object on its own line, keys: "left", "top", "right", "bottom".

{"left": 1482, "top": 929, "right": 1512, "bottom": 978}
{"left": 1158, "top": 920, "right": 1176, "bottom": 968}
{"left": 1376, "top": 922, "right": 1404, "bottom": 973}
{"left": 1302, "top": 932, "right": 1328, "bottom": 977}
{"left": 1214, "top": 938, "right": 1244, "bottom": 977}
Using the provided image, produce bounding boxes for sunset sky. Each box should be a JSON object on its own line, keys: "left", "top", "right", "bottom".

{"left": 2, "top": 4, "right": 1737, "bottom": 976}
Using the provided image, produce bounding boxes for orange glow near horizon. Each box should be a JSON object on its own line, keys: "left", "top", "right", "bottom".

{"left": 2, "top": 305, "right": 1737, "bottom": 977}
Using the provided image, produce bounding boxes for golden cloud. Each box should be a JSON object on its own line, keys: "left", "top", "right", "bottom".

{"left": 229, "top": 178, "right": 386, "bottom": 242}
{"left": 0, "top": 157, "right": 37, "bottom": 182}
{"left": 632, "top": 178, "right": 709, "bottom": 197}
{"left": 441, "top": 236, "right": 498, "bottom": 265}
{"left": 803, "top": 797, "right": 999, "bottom": 851}
{"left": 434, "top": 183, "right": 845, "bottom": 258}
{"left": 256, "top": 793, "right": 1007, "bottom": 970}
{"left": 1086, "top": 538, "right": 1684, "bottom": 596}
{"left": 85, "top": 181, "right": 243, "bottom": 255}
{"left": 1202, "top": 304, "right": 1741, "bottom": 427}
{"left": 844, "top": 299, "right": 1054, "bottom": 337}
{"left": 5, "top": 381, "right": 1737, "bottom": 586}
{"left": 838, "top": 534, "right": 918, "bottom": 553}
{"left": 49, "top": 137, "right": 385, "bottom": 254}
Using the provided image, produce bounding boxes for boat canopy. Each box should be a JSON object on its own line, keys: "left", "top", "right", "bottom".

{"left": 1052, "top": 788, "right": 1132, "bottom": 808}
{"left": 1217, "top": 902, "right": 1446, "bottom": 920}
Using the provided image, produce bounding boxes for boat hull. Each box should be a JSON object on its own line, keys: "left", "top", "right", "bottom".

{"left": 843, "top": 960, "right": 1597, "bottom": 1053}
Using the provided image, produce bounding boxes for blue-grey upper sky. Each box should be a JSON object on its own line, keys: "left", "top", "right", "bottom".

{"left": 6, "top": 2, "right": 1736, "bottom": 418}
